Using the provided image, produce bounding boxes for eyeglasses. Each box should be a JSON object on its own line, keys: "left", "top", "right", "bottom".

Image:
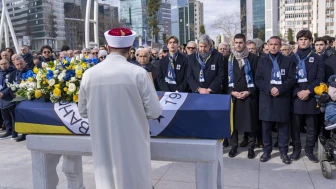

{"left": 99, "top": 56, "right": 106, "bottom": 59}
{"left": 163, "top": 51, "right": 169, "bottom": 53}
{"left": 130, "top": 51, "right": 135, "bottom": 54}
{"left": 187, "top": 47, "right": 196, "bottom": 50}
{"left": 43, "top": 51, "right": 51, "bottom": 54}
{"left": 92, "top": 52, "right": 98, "bottom": 55}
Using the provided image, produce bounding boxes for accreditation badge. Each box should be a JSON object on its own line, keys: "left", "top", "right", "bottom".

{"left": 309, "top": 57, "right": 314, "bottom": 62}
{"left": 281, "top": 69, "right": 285, "bottom": 75}
{"left": 211, "top": 65, "right": 216, "bottom": 70}
{"left": 176, "top": 64, "right": 181, "bottom": 70}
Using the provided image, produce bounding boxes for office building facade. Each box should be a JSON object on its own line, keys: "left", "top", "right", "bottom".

{"left": 265, "top": 0, "right": 279, "bottom": 40}
{"left": 279, "top": 0, "right": 313, "bottom": 41}
{"left": 178, "top": 0, "right": 204, "bottom": 45}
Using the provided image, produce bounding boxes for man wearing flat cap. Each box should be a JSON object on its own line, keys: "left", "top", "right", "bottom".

{"left": 78, "top": 28, "right": 162, "bottom": 189}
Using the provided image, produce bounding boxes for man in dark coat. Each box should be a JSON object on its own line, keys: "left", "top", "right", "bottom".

{"left": 255, "top": 36, "right": 296, "bottom": 164}
{"left": 20, "top": 45, "right": 34, "bottom": 70}
{"left": 314, "top": 37, "right": 331, "bottom": 140}
{"left": 0, "top": 59, "right": 16, "bottom": 139}
{"left": 290, "top": 30, "right": 325, "bottom": 163}
{"left": 135, "top": 48, "right": 160, "bottom": 91}
{"left": 157, "top": 36, "right": 188, "bottom": 92}
{"left": 227, "top": 34, "right": 259, "bottom": 159}
{"left": 6, "top": 56, "right": 31, "bottom": 142}
{"left": 187, "top": 34, "right": 225, "bottom": 94}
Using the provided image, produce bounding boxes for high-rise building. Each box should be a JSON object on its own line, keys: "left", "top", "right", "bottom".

{"left": 1, "top": 0, "right": 66, "bottom": 50}
{"left": 241, "top": 0, "right": 264, "bottom": 40}
{"left": 252, "top": 0, "right": 265, "bottom": 40}
{"left": 265, "top": 0, "right": 279, "bottom": 40}
{"left": 279, "top": 0, "right": 313, "bottom": 41}
{"left": 158, "top": 0, "right": 171, "bottom": 43}
{"left": 120, "top": 0, "right": 148, "bottom": 43}
{"left": 312, "top": 0, "right": 336, "bottom": 37}
{"left": 171, "top": 0, "right": 188, "bottom": 38}
{"left": 178, "top": 0, "right": 204, "bottom": 45}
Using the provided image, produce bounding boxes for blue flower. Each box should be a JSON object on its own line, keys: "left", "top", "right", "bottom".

{"left": 88, "top": 58, "right": 99, "bottom": 65}
{"left": 46, "top": 70, "right": 54, "bottom": 80}
{"left": 21, "top": 70, "right": 36, "bottom": 80}
{"left": 63, "top": 70, "right": 75, "bottom": 81}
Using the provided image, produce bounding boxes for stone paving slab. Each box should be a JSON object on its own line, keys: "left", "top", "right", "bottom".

{"left": 0, "top": 133, "right": 334, "bottom": 189}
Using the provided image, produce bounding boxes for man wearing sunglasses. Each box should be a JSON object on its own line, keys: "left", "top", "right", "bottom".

{"left": 186, "top": 41, "right": 197, "bottom": 55}
{"left": 92, "top": 48, "right": 99, "bottom": 58}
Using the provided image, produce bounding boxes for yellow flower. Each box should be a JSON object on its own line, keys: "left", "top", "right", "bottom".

{"left": 27, "top": 77, "right": 34, "bottom": 82}
{"left": 76, "top": 70, "right": 82, "bottom": 75}
{"left": 54, "top": 84, "right": 60, "bottom": 88}
{"left": 35, "top": 90, "right": 42, "bottom": 98}
{"left": 47, "top": 86, "right": 51, "bottom": 89}
{"left": 33, "top": 67, "right": 39, "bottom": 74}
{"left": 53, "top": 88, "right": 61, "bottom": 97}
{"left": 42, "top": 74, "right": 46, "bottom": 78}
{"left": 81, "top": 63, "right": 87, "bottom": 69}
{"left": 73, "top": 94, "right": 78, "bottom": 102}
{"left": 76, "top": 74, "right": 82, "bottom": 78}
{"left": 50, "top": 67, "right": 55, "bottom": 71}
{"left": 43, "top": 81, "right": 47, "bottom": 85}
{"left": 63, "top": 87, "right": 68, "bottom": 92}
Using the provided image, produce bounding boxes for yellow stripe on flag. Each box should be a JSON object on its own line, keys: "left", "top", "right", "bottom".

{"left": 230, "top": 99, "right": 234, "bottom": 135}
{"left": 15, "top": 122, "right": 73, "bottom": 135}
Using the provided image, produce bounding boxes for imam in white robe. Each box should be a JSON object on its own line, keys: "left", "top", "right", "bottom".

{"left": 78, "top": 52, "right": 162, "bottom": 189}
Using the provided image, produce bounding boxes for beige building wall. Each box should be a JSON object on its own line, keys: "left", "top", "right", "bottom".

{"left": 279, "top": 0, "right": 313, "bottom": 40}
{"left": 194, "top": 0, "right": 204, "bottom": 40}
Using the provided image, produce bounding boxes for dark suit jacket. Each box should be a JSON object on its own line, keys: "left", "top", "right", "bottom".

{"left": 255, "top": 54, "right": 296, "bottom": 122}
{"left": 290, "top": 53, "right": 325, "bottom": 114}
{"left": 0, "top": 67, "right": 16, "bottom": 109}
{"left": 157, "top": 52, "right": 188, "bottom": 92}
{"left": 187, "top": 51, "right": 225, "bottom": 94}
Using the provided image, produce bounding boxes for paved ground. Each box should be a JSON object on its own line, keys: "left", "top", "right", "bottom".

{"left": 0, "top": 132, "right": 335, "bottom": 189}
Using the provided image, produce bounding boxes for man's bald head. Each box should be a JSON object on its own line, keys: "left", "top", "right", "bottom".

{"left": 0, "top": 59, "right": 10, "bottom": 71}
{"left": 1, "top": 51, "right": 10, "bottom": 61}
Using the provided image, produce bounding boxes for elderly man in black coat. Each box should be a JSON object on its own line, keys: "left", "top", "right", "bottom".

{"left": 0, "top": 59, "right": 16, "bottom": 139}
{"left": 227, "top": 34, "right": 259, "bottom": 159}
{"left": 157, "top": 36, "right": 189, "bottom": 92}
{"left": 187, "top": 34, "right": 225, "bottom": 94}
{"left": 290, "top": 30, "right": 325, "bottom": 163}
{"left": 255, "top": 36, "right": 297, "bottom": 164}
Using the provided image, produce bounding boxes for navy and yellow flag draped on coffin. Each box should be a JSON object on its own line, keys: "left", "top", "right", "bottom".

{"left": 15, "top": 92, "right": 231, "bottom": 139}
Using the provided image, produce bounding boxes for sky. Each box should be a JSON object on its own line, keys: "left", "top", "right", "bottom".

{"left": 109, "top": 0, "right": 240, "bottom": 39}
{"left": 199, "top": 0, "right": 240, "bottom": 39}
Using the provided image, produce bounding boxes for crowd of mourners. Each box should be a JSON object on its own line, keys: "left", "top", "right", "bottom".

{"left": 126, "top": 30, "right": 336, "bottom": 165}
{"left": 0, "top": 29, "right": 335, "bottom": 166}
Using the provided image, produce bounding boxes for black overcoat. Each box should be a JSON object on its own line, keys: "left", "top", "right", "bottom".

{"left": 187, "top": 51, "right": 225, "bottom": 94}
{"left": 228, "top": 53, "right": 259, "bottom": 133}
{"left": 255, "top": 54, "right": 296, "bottom": 122}
{"left": 157, "top": 52, "right": 188, "bottom": 92}
{"left": 290, "top": 53, "right": 325, "bottom": 115}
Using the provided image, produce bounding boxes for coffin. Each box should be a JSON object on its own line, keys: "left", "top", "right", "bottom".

{"left": 15, "top": 92, "right": 231, "bottom": 139}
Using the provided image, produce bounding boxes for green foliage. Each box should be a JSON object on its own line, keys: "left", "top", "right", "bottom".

{"left": 146, "top": 0, "right": 161, "bottom": 41}
{"left": 314, "top": 33, "right": 318, "bottom": 40}
{"left": 258, "top": 30, "right": 264, "bottom": 40}
{"left": 200, "top": 25, "right": 206, "bottom": 35}
{"left": 162, "top": 33, "right": 167, "bottom": 44}
{"left": 287, "top": 28, "right": 294, "bottom": 42}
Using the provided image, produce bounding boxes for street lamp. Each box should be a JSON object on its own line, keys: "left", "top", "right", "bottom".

{"left": 144, "top": 29, "right": 147, "bottom": 45}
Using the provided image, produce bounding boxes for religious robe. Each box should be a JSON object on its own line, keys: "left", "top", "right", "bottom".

{"left": 78, "top": 52, "right": 162, "bottom": 189}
